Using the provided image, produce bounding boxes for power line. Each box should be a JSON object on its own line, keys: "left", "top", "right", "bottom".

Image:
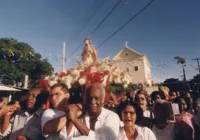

{"left": 69, "top": 0, "right": 122, "bottom": 57}
{"left": 68, "top": 0, "right": 106, "bottom": 45}
{"left": 97, "top": 0, "right": 156, "bottom": 49}
{"left": 192, "top": 58, "right": 200, "bottom": 74}
{"left": 90, "top": 0, "right": 123, "bottom": 36}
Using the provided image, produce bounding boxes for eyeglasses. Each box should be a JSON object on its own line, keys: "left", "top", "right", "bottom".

{"left": 122, "top": 111, "right": 135, "bottom": 116}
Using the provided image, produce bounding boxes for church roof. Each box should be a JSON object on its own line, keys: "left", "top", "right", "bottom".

{"left": 112, "top": 45, "right": 151, "bottom": 68}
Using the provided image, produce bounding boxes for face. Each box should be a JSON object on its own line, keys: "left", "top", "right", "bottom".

{"left": 50, "top": 87, "right": 69, "bottom": 108}
{"left": 153, "top": 104, "right": 167, "bottom": 119}
{"left": 179, "top": 99, "right": 187, "bottom": 112}
{"left": 136, "top": 94, "right": 147, "bottom": 111}
{"left": 176, "top": 92, "right": 180, "bottom": 97}
{"left": 155, "top": 95, "right": 161, "bottom": 101}
{"left": 172, "top": 92, "right": 176, "bottom": 97}
{"left": 86, "top": 85, "right": 104, "bottom": 116}
{"left": 26, "top": 89, "right": 40, "bottom": 110}
{"left": 186, "top": 93, "right": 191, "bottom": 98}
{"left": 195, "top": 103, "right": 200, "bottom": 112}
{"left": 122, "top": 105, "right": 136, "bottom": 128}
{"left": 84, "top": 39, "right": 90, "bottom": 45}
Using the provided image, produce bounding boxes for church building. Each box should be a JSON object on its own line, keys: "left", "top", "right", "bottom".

{"left": 111, "top": 43, "right": 152, "bottom": 86}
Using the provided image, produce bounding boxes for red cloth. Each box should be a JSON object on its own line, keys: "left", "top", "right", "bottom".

{"left": 39, "top": 79, "right": 49, "bottom": 92}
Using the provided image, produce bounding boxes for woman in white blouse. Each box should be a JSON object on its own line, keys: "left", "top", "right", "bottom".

{"left": 117, "top": 100, "right": 156, "bottom": 140}
{"left": 135, "top": 90, "right": 152, "bottom": 118}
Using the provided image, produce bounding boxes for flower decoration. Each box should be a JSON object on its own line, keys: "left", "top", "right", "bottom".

{"left": 43, "top": 59, "right": 131, "bottom": 90}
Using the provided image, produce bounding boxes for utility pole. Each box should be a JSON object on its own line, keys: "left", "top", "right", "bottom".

{"left": 192, "top": 58, "right": 200, "bottom": 74}
{"left": 61, "top": 42, "right": 66, "bottom": 72}
{"left": 183, "top": 64, "right": 186, "bottom": 81}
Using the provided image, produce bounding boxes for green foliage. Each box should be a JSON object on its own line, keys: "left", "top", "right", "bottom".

{"left": 108, "top": 82, "right": 137, "bottom": 94}
{"left": 174, "top": 56, "right": 186, "bottom": 64}
{"left": 163, "top": 78, "right": 179, "bottom": 84}
{"left": 0, "top": 37, "right": 54, "bottom": 87}
{"left": 191, "top": 74, "right": 200, "bottom": 83}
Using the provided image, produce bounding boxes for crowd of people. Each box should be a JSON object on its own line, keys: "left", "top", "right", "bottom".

{"left": 0, "top": 82, "right": 200, "bottom": 140}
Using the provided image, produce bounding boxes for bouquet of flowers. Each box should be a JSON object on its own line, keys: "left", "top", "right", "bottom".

{"left": 42, "top": 60, "right": 132, "bottom": 90}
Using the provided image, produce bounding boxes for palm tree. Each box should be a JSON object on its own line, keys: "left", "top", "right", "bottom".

{"left": 174, "top": 56, "right": 186, "bottom": 81}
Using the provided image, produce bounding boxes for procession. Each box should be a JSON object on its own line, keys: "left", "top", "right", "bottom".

{"left": 0, "top": 0, "right": 200, "bottom": 140}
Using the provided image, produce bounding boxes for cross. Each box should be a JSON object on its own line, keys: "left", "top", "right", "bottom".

{"left": 125, "top": 41, "right": 128, "bottom": 47}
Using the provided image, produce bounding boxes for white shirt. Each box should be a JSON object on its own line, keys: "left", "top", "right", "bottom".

{"left": 0, "top": 110, "right": 40, "bottom": 140}
{"left": 66, "top": 107, "right": 120, "bottom": 140}
{"left": 41, "top": 109, "right": 81, "bottom": 140}
{"left": 152, "top": 121, "right": 175, "bottom": 140}
{"left": 118, "top": 125, "right": 157, "bottom": 140}
{"left": 143, "top": 110, "right": 151, "bottom": 118}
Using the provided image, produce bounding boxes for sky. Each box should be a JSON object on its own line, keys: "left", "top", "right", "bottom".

{"left": 0, "top": 0, "right": 200, "bottom": 83}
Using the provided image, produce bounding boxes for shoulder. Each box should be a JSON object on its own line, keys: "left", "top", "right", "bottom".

{"left": 42, "top": 109, "right": 65, "bottom": 119}
{"left": 136, "top": 125, "right": 156, "bottom": 139}
{"left": 186, "top": 112, "right": 193, "bottom": 118}
{"left": 136, "top": 125, "right": 152, "bottom": 133}
{"left": 102, "top": 108, "right": 118, "bottom": 117}
{"left": 101, "top": 108, "right": 120, "bottom": 121}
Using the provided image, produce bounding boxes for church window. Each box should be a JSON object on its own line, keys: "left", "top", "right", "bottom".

{"left": 134, "top": 66, "right": 138, "bottom": 71}
{"left": 125, "top": 53, "right": 128, "bottom": 56}
{"left": 127, "top": 68, "right": 129, "bottom": 72}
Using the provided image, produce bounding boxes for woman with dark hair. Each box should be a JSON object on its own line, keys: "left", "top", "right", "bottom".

{"left": 175, "top": 97, "right": 195, "bottom": 138}
{"left": 135, "top": 90, "right": 151, "bottom": 118}
{"left": 117, "top": 100, "right": 156, "bottom": 140}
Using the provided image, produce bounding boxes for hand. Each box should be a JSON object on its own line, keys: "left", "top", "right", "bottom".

{"left": 110, "top": 93, "right": 119, "bottom": 105}
{"left": 16, "top": 136, "right": 27, "bottom": 140}
{"left": 56, "top": 97, "right": 69, "bottom": 111}
{"left": 68, "top": 104, "right": 82, "bottom": 122}
{"left": 5, "top": 106, "right": 16, "bottom": 117}
{"left": 159, "top": 86, "right": 169, "bottom": 97}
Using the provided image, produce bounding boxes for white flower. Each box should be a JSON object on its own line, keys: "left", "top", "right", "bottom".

{"left": 113, "top": 77, "right": 122, "bottom": 83}
{"left": 79, "top": 77, "right": 86, "bottom": 85}
{"left": 124, "top": 84, "right": 128, "bottom": 88}
{"left": 122, "top": 74, "right": 131, "bottom": 85}
{"left": 71, "top": 69, "right": 80, "bottom": 77}
{"left": 44, "top": 76, "right": 50, "bottom": 80}
{"left": 61, "top": 75, "right": 73, "bottom": 89}
{"left": 102, "top": 75, "right": 109, "bottom": 87}
{"left": 49, "top": 80, "right": 57, "bottom": 87}
{"left": 90, "top": 66, "right": 98, "bottom": 73}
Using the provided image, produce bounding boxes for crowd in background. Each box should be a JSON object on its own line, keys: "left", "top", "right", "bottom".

{"left": 0, "top": 83, "right": 199, "bottom": 140}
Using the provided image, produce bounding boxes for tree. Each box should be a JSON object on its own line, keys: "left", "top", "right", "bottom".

{"left": 163, "top": 78, "right": 179, "bottom": 84}
{"left": 191, "top": 74, "right": 200, "bottom": 83}
{"left": 0, "top": 37, "right": 54, "bottom": 87}
{"left": 174, "top": 56, "right": 186, "bottom": 81}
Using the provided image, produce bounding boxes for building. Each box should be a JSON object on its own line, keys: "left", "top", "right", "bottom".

{"left": 111, "top": 43, "right": 152, "bottom": 86}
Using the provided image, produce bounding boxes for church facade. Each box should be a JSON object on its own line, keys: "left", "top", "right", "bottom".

{"left": 111, "top": 45, "right": 152, "bottom": 86}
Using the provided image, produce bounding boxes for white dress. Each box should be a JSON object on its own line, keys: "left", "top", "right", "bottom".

{"left": 118, "top": 125, "right": 156, "bottom": 140}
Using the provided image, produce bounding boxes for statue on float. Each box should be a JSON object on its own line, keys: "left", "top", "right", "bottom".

{"left": 81, "top": 37, "right": 98, "bottom": 66}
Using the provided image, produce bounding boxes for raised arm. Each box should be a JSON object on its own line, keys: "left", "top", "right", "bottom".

{"left": 69, "top": 106, "right": 120, "bottom": 140}
{"left": 41, "top": 109, "right": 67, "bottom": 135}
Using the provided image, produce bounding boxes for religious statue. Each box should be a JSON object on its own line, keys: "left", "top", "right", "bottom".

{"left": 81, "top": 37, "right": 98, "bottom": 66}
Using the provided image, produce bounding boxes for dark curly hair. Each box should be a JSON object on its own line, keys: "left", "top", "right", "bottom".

{"left": 117, "top": 99, "right": 143, "bottom": 122}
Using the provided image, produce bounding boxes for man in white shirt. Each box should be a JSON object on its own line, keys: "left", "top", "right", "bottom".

{"left": 67, "top": 83, "right": 120, "bottom": 140}
{"left": 0, "top": 88, "right": 41, "bottom": 140}
{"left": 42, "top": 83, "right": 120, "bottom": 140}
{"left": 41, "top": 83, "right": 78, "bottom": 140}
